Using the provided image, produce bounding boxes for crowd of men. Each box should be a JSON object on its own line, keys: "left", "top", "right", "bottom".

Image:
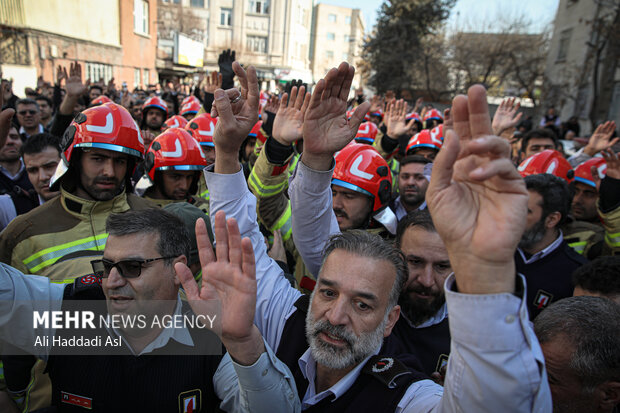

{"left": 0, "top": 48, "right": 619, "bottom": 412}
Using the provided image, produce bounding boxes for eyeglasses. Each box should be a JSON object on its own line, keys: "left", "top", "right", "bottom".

{"left": 18, "top": 110, "right": 38, "bottom": 115}
{"left": 91, "top": 256, "right": 176, "bottom": 278}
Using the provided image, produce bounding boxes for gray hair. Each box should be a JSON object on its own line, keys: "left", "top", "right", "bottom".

{"left": 106, "top": 208, "right": 191, "bottom": 266}
{"left": 321, "top": 230, "right": 407, "bottom": 309}
{"left": 534, "top": 296, "right": 620, "bottom": 392}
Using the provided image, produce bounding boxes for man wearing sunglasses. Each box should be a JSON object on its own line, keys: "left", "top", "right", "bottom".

{"left": 15, "top": 98, "right": 45, "bottom": 140}
{"left": 0, "top": 207, "right": 298, "bottom": 412}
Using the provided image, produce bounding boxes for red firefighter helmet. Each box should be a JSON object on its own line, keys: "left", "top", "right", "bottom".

{"left": 180, "top": 100, "right": 201, "bottom": 117}
{"left": 406, "top": 129, "right": 443, "bottom": 154}
{"left": 90, "top": 95, "right": 112, "bottom": 106}
{"left": 143, "top": 128, "right": 207, "bottom": 184}
{"left": 186, "top": 113, "right": 218, "bottom": 148}
{"left": 164, "top": 115, "right": 189, "bottom": 130}
{"left": 248, "top": 121, "right": 267, "bottom": 144}
{"left": 518, "top": 149, "right": 574, "bottom": 182}
{"left": 181, "top": 95, "right": 200, "bottom": 107}
{"left": 406, "top": 112, "right": 423, "bottom": 129}
{"left": 142, "top": 96, "right": 168, "bottom": 117}
{"left": 423, "top": 108, "right": 443, "bottom": 123}
{"left": 51, "top": 102, "right": 144, "bottom": 190}
{"left": 332, "top": 143, "right": 392, "bottom": 213}
{"left": 355, "top": 122, "right": 379, "bottom": 144}
{"left": 369, "top": 108, "right": 383, "bottom": 119}
{"left": 573, "top": 157, "right": 607, "bottom": 188}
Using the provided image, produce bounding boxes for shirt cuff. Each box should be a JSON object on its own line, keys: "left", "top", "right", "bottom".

{"left": 231, "top": 338, "right": 292, "bottom": 391}
{"left": 444, "top": 274, "right": 530, "bottom": 350}
{"left": 292, "top": 158, "right": 335, "bottom": 195}
{"left": 203, "top": 164, "right": 247, "bottom": 201}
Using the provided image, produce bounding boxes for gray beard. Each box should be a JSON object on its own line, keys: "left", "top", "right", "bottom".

{"left": 305, "top": 292, "right": 388, "bottom": 370}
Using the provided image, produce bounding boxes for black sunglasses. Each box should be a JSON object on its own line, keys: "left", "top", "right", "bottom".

{"left": 91, "top": 256, "right": 176, "bottom": 278}
{"left": 18, "top": 110, "right": 38, "bottom": 115}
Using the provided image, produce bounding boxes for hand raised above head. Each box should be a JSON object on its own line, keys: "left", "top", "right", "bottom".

{"left": 426, "top": 85, "right": 528, "bottom": 295}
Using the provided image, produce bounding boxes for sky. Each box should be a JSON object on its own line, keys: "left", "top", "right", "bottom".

{"left": 315, "top": 0, "right": 561, "bottom": 34}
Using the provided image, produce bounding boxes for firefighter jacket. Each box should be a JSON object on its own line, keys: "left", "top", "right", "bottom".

{"left": 0, "top": 187, "right": 154, "bottom": 282}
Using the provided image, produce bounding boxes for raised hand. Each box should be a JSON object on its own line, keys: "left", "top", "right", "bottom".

{"left": 301, "top": 62, "right": 370, "bottom": 170}
{"left": 584, "top": 121, "right": 619, "bottom": 156}
{"left": 203, "top": 71, "right": 222, "bottom": 94}
{"left": 385, "top": 99, "right": 414, "bottom": 138}
{"left": 56, "top": 65, "right": 67, "bottom": 86}
{"left": 211, "top": 62, "right": 259, "bottom": 173}
{"left": 602, "top": 148, "right": 620, "bottom": 180}
{"left": 0, "top": 81, "right": 15, "bottom": 149}
{"left": 65, "top": 62, "right": 87, "bottom": 97}
{"left": 107, "top": 77, "right": 117, "bottom": 97}
{"left": 492, "top": 97, "right": 522, "bottom": 137}
{"left": 218, "top": 49, "right": 236, "bottom": 89}
{"left": 369, "top": 94, "right": 383, "bottom": 114}
{"left": 176, "top": 212, "right": 264, "bottom": 365}
{"left": 273, "top": 86, "right": 310, "bottom": 146}
{"left": 426, "top": 85, "right": 528, "bottom": 294}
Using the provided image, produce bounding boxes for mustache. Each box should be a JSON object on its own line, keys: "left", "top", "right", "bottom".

{"left": 94, "top": 176, "right": 119, "bottom": 184}
{"left": 311, "top": 319, "right": 355, "bottom": 347}
{"left": 333, "top": 208, "right": 348, "bottom": 218}
{"left": 407, "top": 284, "right": 438, "bottom": 296}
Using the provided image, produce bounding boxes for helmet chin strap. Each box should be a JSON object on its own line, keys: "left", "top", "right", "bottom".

{"left": 373, "top": 208, "right": 398, "bottom": 235}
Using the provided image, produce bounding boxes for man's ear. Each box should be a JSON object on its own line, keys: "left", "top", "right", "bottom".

{"left": 172, "top": 255, "right": 188, "bottom": 285}
{"left": 544, "top": 211, "right": 561, "bottom": 230}
{"left": 383, "top": 305, "right": 401, "bottom": 338}
{"left": 598, "top": 381, "right": 620, "bottom": 411}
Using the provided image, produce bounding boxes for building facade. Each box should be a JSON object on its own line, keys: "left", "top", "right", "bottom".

{"left": 0, "top": 0, "right": 157, "bottom": 96}
{"left": 157, "top": 0, "right": 314, "bottom": 90}
{"left": 544, "top": 0, "right": 620, "bottom": 133}
{"left": 310, "top": 4, "right": 364, "bottom": 86}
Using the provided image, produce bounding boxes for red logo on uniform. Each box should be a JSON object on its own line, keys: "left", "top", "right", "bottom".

{"left": 534, "top": 290, "right": 554, "bottom": 309}
{"left": 61, "top": 391, "right": 92, "bottom": 409}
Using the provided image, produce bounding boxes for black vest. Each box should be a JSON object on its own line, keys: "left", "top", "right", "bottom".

{"left": 383, "top": 314, "right": 451, "bottom": 376}
{"left": 44, "top": 277, "right": 224, "bottom": 412}
{"left": 0, "top": 168, "right": 39, "bottom": 215}
{"left": 276, "top": 295, "right": 427, "bottom": 413}
{"left": 516, "top": 241, "right": 588, "bottom": 320}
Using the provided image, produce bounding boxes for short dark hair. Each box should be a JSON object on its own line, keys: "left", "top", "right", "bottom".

{"left": 106, "top": 208, "right": 190, "bottom": 266}
{"left": 521, "top": 128, "right": 558, "bottom": 153}
{"left": 16, "top": 98, "right": 39, "bottom": 111}
{"left": 395, "top": 209, "right": 436, "bottom": 248}
{"left": 525, "top": 174, "right": 570, "bottom": 226}
{"left": 35, "top": 95, "right": 53, "bottom": 107}
{"left": 321, "top": 230, "right": 407, "bottom": 309}
{"left": 534, "top": 296, "right": 620, "bottom": 392}
{"left": 21, "top": 133, "right": 61, "bottom": 157}
{"left": 399, "top": 155, "right": 431, "bottom": 170}
{"left": 89, "top": 85, "right": 103, "bottom": 93}
{"left": 572, "top": 256, "right": 620, "bottom": 298}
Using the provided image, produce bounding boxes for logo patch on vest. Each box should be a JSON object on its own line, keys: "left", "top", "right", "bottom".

{"left": 371, "top": 357, "right": 394, "bottom": 373}
{"left": 60, "top": 391, "right": 92, "bottom": 409}
{"left": 179, "top": 389, "right": 202, "bottom": 413}
{"left": 435, "top": 354, "right": 449, "bottom": 373}
{"left": 534, "top": 290, "right": 554, "bottom": 309}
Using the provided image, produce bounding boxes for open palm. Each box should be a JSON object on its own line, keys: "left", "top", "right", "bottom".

{"left": 273, "top": 86, "right": 310, "bottom": 145}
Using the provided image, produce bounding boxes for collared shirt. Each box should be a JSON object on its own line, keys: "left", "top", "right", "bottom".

{"left": 205, "top": 165, "right": 552, "bottom": 412}
{"left": 517, "top": 231, "right": 564, "bottom": 265}
{"left": 393, "top": 195, "right": 427, "bottom": 221}
{"left": 0, "top": 159, "right": 26, "bottom": 181}
{"left": 0, "top": 264, "right": 300, "bottom": 413}
{"left": 109, "top": 296, "right": 193, "bottom": 356}
{"left": 19, "top": 124, "right": 44, "bottom": 139}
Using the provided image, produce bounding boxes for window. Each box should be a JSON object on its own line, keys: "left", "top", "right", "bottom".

{"left": 344, "top": 34, "right": 350, "bottom": 43}
{"left": 327, "top": 32, "right": 335, "bottom": 41}
{"left": 220, "top": 8, "right": 232, "bottom": 26}
{"left": 342, "top": 52, "right": 349, "bottom": 61}
{"left": 143, "top": 69, "right": 150, "bottom": 87}
{"left": 134, "top": 69, "right": 141, "bottom": 88}
{"left": 345, "top": 16, "right": 351, "bottom": 24}
{"left": 134, "top": 0, "right": 149, "bottom": 35}
{"left": 328, "top": 14, "right": 337, "bottom": 23}
{"left": 247, "top": 36, "right": 267, "bottom": 53}
{"left": 190, "top": 0, "right": 204, "bottom": 7}
{"left": 248, "top": 0, "right": 270, "bottom": 14}
{"left": 85, "top": 62, "right": 113, "bottom": 84}
{"left": 162, "top": 0, "right": 180, "bottom": 3}
{"left": 557, "top": 28, "right": 573, "bottom": 62}
{"left": 326, "top": 50, "right": 334, "bottom": 59}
